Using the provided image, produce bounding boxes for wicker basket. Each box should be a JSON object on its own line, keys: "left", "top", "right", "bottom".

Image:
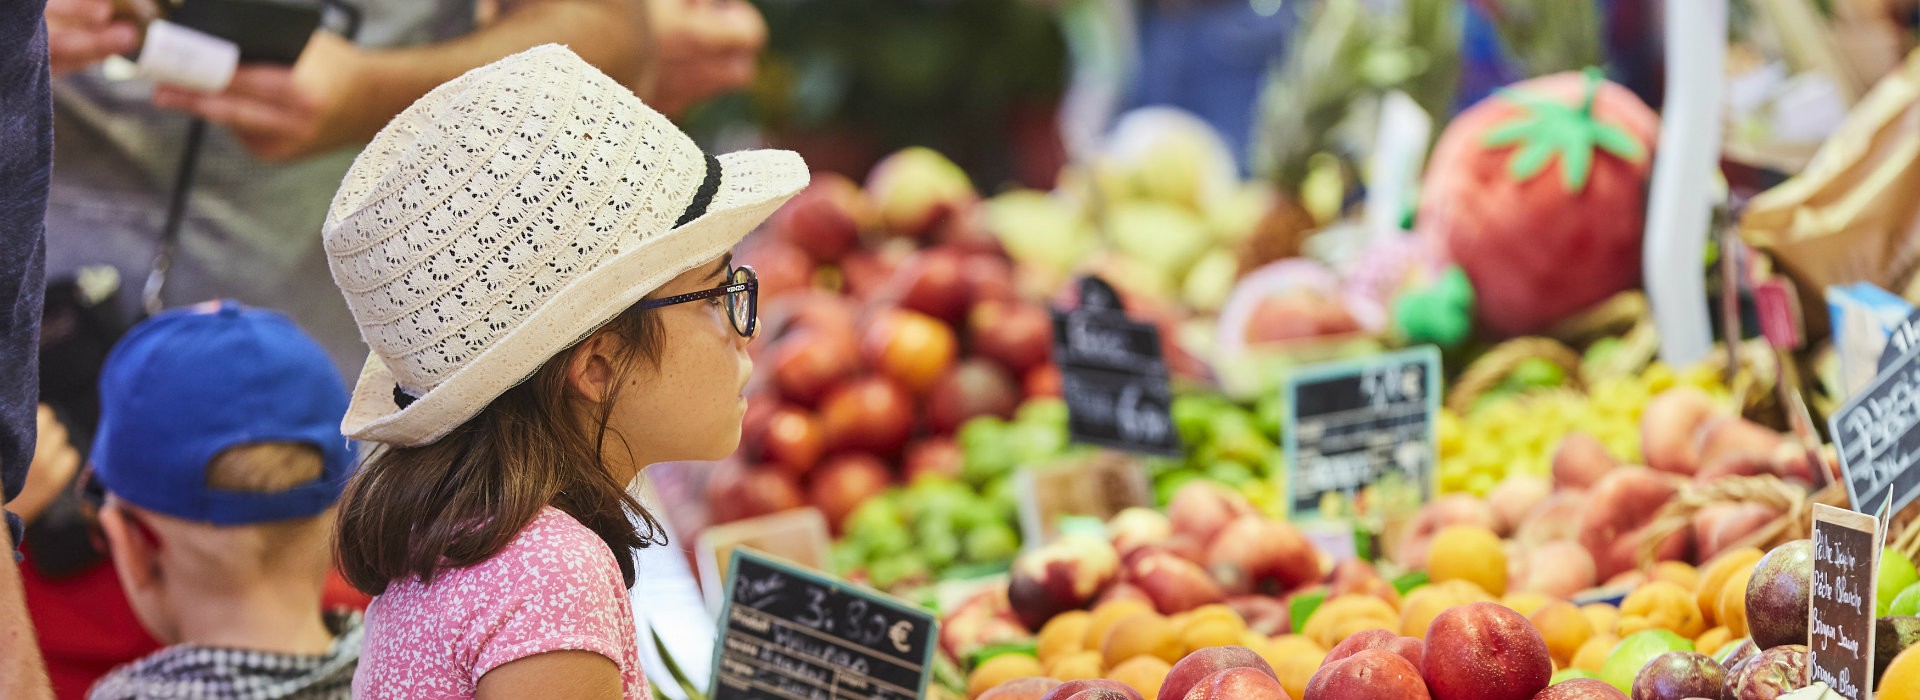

{"left": 1446, "top": 337, "right": 1587, "bottom": 414}
{"left": 1636, "top": 477, "right": 1836, "bottom": 567}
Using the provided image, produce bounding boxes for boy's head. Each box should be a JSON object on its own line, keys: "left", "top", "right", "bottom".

{"left": 89, "top": 301, "right": 354, "bottom": 643}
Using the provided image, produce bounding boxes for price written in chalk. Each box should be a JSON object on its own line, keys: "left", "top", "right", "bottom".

{"left": 1283, "top": 346, "right": 1441, "bottom": 519}
{"left": 1052, "top": 277, "right": 1182, "bottom": 456}
{"left": 1831, "top": 343, "right": 1920, "bottom": 517}
{"left": 1808, "top": 504, "right": 1882, "bottom": 700}
{"left": 712, "top": 551, "right": 937, "bottom": 700}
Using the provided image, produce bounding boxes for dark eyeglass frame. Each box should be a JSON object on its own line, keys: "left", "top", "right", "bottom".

{"left": 638, "top": 265, "right": 758, "bottom": 338}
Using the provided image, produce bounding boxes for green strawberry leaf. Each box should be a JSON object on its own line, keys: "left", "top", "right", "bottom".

{"left": 1480, "top": 66, "right": 1646, "bottom": 194}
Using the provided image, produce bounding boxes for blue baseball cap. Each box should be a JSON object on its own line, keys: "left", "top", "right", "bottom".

{"left": 91, "top": 301, "right": 355, "bottom": 525}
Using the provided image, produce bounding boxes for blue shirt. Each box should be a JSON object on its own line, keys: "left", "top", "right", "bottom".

{"left": 0, "top": 0, "right": 51, "bottom": 552}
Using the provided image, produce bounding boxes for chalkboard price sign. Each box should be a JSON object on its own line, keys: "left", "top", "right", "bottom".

{"left": 1283, "top": 346, "right": 1441, "bottom": 519}
{"left": 711, "top": 550, "right": 937, "bottom": 700}
{"left": 1830, "top": 335, "right": 1920, "bottom": 517}
{"left": 1808, "top": 504, "right": 1883, "bottom": 700}
{"left": 1052, "top": 277, "right": 1182, "bottom": 456}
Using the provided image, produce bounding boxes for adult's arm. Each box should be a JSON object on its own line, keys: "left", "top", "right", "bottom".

{"left": 153, "top": 0, "right": 651, "bottom": 161}
{"left": 0, "top": 527, "right": 52, "bottom": 700}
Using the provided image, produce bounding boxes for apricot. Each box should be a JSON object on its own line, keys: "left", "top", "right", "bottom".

{"left": 1530, "top": 601, "right": 1596, "bottom": 667}
{"left": 1650, "top": 561, "right": 1699, "bottom": 592}
{"left": 1401, "top": 580, "right": 1495, "bottom": 638}
{"left": 1046, "top": 650, "right": 1105, "bottom": 681}
{"left": 1259, "top": 635, "right": 1324, "bottom": 698}
{"left": 970, "top": 654, "right": 1045, "bottom": 699}
{"left": 1579, "top": 603, "right": 1619, "bottom": 636}
{"left": 1716, "top": 566, "right": 1755, "bottom": 638}
{"left": 1694, "top": 625, "right": 1732, "bottom": 657}
{"left": 1084, "top": 600, "right": 1156, "bottom": 650}
{"left": 1100, "top": 613, "right": 1182, "bottom": 667}
{"left": 1104, "top": 656, "right": 1170, "bottom": 700}
{"left": 1039, "top": 611, "right": 1094, "bottom": 665}
{"left": 1693, "top": 547, "right": 1762, "bottom": 627}
{"left": 1616, "top": 581, "right": 1705, "bottom": 638}
{"left": 1502, "top": 592, "right": 1556, "bottom": 617}
{"left": 1180, "top": 618, "right": 1246, "bottom": 653}
{"left": 1429, "top": 524, "right": 1509, "bottom": 596}
{"left": 1302, "top": 594, "right": 1400, "bottom": 649}
{"left": 1570, "top": 634, "right": 1619, "bottom": 672}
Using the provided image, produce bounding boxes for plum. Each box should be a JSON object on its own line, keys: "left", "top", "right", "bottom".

{"left": 1629, "top": 651, "right": 1726, "bottom": 700}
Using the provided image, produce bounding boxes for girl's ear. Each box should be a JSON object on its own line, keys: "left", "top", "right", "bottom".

{"left": 563, "top": 331, "right": 622, "bottom": 404}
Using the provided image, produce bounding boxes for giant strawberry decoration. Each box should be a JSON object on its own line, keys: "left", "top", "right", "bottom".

{"left": 1419, "top": 68, "right": 1658, "bottom": 335}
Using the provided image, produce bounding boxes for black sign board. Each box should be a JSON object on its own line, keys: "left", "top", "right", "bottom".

{"left": 1830, "top": 335, "right": 1920, "bottom": 517}
{"left": 711, "top": 550, "right": 937, "bottom": 700}
{"left": 1283, "top": 346, "right": 1441, "bottom": 519}
{"left": 1809, "top": 504, "right": 1883, "bottom": 700}
{"left": 1051, "top": 277, "right": 1182, "bottom": 456}
{"left": 1876, "top": 307, "right": 1920, "bottom": 375}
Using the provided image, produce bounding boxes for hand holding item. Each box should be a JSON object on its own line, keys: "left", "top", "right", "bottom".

{"left": 150, "top": 31, "right": 364, "bottom": 160}
{"left": 46, "top": 0, "right": 143, "bottom": 76}
{"left": 643, "top": 0, "right": 766, "bottom": 118}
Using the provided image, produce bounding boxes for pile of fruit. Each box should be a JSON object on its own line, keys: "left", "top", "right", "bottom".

{"left": 1156, "top": 394, "right": 1287, "bottom": 513}
{"left": 948, "top": 479, "right": 1920, "bottom": 700}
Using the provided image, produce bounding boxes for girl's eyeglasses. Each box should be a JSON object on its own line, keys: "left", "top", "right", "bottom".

{"left": 639, "top": 265, "right": 758, "bottom": 338}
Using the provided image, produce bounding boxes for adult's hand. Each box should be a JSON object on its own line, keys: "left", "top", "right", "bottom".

{"left": 6, "top": 406, "right": 79, "bottom": 526}
{"left": 644, "top": 0, "right": 765, "bottom": 118}
{"left": 150, "top": 31, "right": 365, "bottom": 161}
{"left": 46, "top": 0, "right": 141, "bottom": 77}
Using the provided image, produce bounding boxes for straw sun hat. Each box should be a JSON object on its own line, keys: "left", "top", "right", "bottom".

{"left": 323, "top": 45, "right": 807, "bottom": 446}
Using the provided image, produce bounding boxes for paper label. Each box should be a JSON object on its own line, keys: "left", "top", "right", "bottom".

{"left": 136, "top": 20, "right": 238, "bottom": 93}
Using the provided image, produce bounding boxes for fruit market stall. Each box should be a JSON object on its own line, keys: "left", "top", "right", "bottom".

{"left": 646, "top": 2, "right": 1920, "bottom": 699}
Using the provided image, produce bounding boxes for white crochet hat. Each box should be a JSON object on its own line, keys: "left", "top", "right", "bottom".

{"left": 323, "top": 44, "right": 807, "bottom": 446}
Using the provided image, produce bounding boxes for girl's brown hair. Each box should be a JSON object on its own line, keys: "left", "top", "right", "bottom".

{"left": 335, "top": 307, "right": 667, "bottom": 595}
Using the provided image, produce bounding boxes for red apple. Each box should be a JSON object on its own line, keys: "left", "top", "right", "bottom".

{"left": 1160, "top": 646, "right": 1280, "bottom": 700}
{"left": 809, "top": 453, "right": 892, "bottom": 533}
{"left": 761, "top": 405, "right": 824, "bottom": 476}
{"left": 1205, "top": 516, "right": 1321, "bottom": 595}
{"left": 738, "top": 394, "right": 779, "bottom": 461}
{"left": 865, "top": 146, "right": 977, "bottom": 240}
{"left": 1107, "top": 507, "right": 1172, "bottom": 559}
{"left": 894, "top": 247, "right": 970, "bottom": 323}
{"left": 939, "top": 588, "right": 1032, "bottom": 663}
{"left": 771, "top": 172, "right": 870, "bottom": 263}
{"left": 771, "top": 328, "right": 860, "bottom": 406}
{"left": 902, "top": 437, "right": 963, "bottom": 484}
{"left": 736, "top": 239, "right": 815, "bottom": 301}
{"left": 863, "top": 309, "right": 958, "bottom": 395}
{"left": 818, "top": 376, "right": 914, "bottom": 457}
{"left": 1024, "top": 364, "right": 1063, "bottom": 398}
{"left": 969, "top": 299, "right": 1054, "bottom": 375}
{"left": 705, "top": 461, "right": 805, "bottom": 524}
{"left": 1327, "top": 559, "right": 1402, "bottom": 610}
{"left": 962, "top": 252, "right": 1018, "bottom": 305}
{"left": 1421, "top": 603, "right": 1551, "bottom": 700}
{"left": 926, "top": 358, "right": 1020, "bottom": 435}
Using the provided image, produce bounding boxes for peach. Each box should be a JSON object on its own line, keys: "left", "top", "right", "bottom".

{"left": 1530, "top": 678, "right": 1627, "bottom": 699}
{"left": 1517, "top": 541, "right": 1599, "bottom": 600}
{"left": 1009, "top": 534, "right": 1122, "bottom": 630}
{"left": 1639, "top": 388, "right": 1720, "bottom": 476}
{"left": 1226, "top": 595, "right": 1292, "bottom": 636}
{"left": 1306, "top": 648, "right": 1431, "bottom": 700}
{"left": 1041, "top": 679, "right": 1145, "bottom": 700}
{"left": 1327, "top": 559, "right": 1401, "bottom": 611}
{"left": 1553, "top": 431, "right": 1618, "bottom": 491}
{"left": 943, "top": 588, "right": 1033, "bottom": 663}
{"left": 1692, "top": 417, "right": 1783, "bottom": 476}
{"left": 1205, "top": 516, "right": 1321, "bottom": 596}
{"left": 1489, "top": 475, "right": 1552, "bottom": 536}
{"left": 1127, "top": 549, "right": 1226, "bottom": 615}
{"left": 1577, "top": 469, "right": 1682, "bottom": 580}
{"left": 1689, "top": 502, "right": 1778, "bottom": 563}
{"left": 1101, "top": 614, "right": 1183, "bottom": 667}
{"left": 1421, "top": 603, "right": 1552, "bottom": 700}
{"left": 1096, "top": 582, "right": 1155, "bottom": 609}
{"left": 1159, "top": 646, "right": 1279, "bottom": 700}
{"left": 980, "top": 678, "right": 1065, "bottom": 700}
{"left": 1322, "top": 628, "right": 1426, "bottom": 669}
{"left": 1166, "top": 482, "right": 1256, "bottom": 545}
{"left": 1176, "top": 667, "right": 1291, "bottom": 699}
{"left": 1109, "top": 507, "right": 1173, "bottom": 558}
{"left": 1514, "top": 492, "right": 1589, "bottom": 548}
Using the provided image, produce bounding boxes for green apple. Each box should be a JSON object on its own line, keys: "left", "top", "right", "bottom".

{"left": 1892, "top": 582, "right": 1920, "bottom": 617}
{"left": 1879, "top": 548, "right": 1920, "bottom": 617}
{"left": 1600, "top": 630, "right": 1694, "bottom": 691}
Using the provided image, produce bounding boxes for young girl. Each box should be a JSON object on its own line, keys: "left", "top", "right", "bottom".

{"left": 319, "top": 45, "right": 805, "bottom": 699}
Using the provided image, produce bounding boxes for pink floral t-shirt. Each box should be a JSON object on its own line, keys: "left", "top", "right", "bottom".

{"left": 354, "top": 507, "right": 647, "bottom": 699}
